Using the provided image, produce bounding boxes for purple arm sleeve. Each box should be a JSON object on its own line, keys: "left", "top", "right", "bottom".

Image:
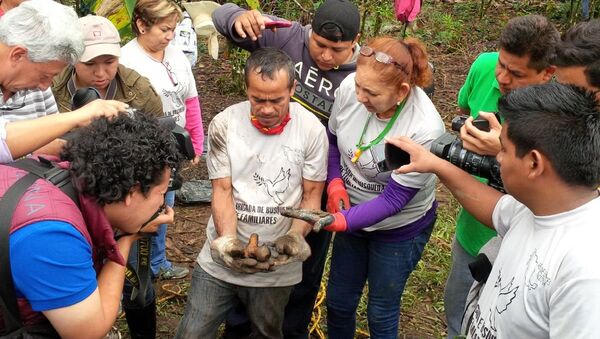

{"left": 340, "top": 178, "right": 419, "bottom": 231}
{"left": 327, "top": 129, "right": 342, "bottom": 183}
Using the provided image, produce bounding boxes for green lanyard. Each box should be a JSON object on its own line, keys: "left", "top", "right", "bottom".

{"left": 351, "top": 100, "right": 406, "bottom": 163}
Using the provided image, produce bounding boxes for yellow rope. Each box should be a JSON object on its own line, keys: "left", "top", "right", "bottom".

{"left": 308, "top": 281, "right": 371, "bottom": 338}
{"left": 308, "top": 281, "right": 326, "bottom": 339}
{"left": 156, "top": 282, "right": 186, "bottom": 304}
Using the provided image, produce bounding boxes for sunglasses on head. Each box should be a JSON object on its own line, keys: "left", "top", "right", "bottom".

{"left": 359, "top": 46, "right": 407, "bottom": 74}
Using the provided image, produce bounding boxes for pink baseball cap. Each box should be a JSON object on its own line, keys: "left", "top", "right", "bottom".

{"left": 78, "top": 15, "right": 121, "bottom": 62}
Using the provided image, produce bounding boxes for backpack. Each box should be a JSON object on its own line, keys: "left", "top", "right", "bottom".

{"left": 0, "top": 157, "right": 155, "bottom": 339}
{"left": 0, "top": 158, "right": 150, "bottom": 338}
{"left": 0, "top": 158, "right": 74, "bottom": 338}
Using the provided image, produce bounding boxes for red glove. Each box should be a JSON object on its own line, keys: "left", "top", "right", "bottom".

{"left": 326, "top": 178, "right": 350, "bottom": 213}
{"left": 323, "top": 212, "right": 347, "bottom": 232}
{"left": 279, "top": 207, "right": 348, "bottom": 233}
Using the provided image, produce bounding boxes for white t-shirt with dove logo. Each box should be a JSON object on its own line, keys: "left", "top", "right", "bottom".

{"left": 198, "top": 101, "right": 327, "bottom": 287}
{"left": 467, "top": 194, "right": 600, "bottom": 338}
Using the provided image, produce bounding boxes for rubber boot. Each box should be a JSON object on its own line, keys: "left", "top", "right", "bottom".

{"left": 124, "top": 300, "right": 157, "bottom": 339}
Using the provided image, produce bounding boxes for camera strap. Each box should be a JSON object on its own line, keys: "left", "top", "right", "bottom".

{"left": 125, "top": 237, "right": 152, "bottom": 306}
{"left": 352, "top": 100, "right": 406, "bottom": 163}
{"left": 123, "top": 204, "right": 164, "bottom": 306}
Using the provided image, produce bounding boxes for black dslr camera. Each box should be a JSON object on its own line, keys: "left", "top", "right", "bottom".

{"left": 70, "top": 87, "right": 196, "bottom": 191}
{"left": 430, "top": 114, "right": 505, "bottom": 192}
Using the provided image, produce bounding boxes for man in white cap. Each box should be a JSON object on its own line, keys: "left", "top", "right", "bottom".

{"left": 214, "top": 2, "right": 360, "bottom": 337}
{"left": 52, "top": 15, "right": 163, "bottom": 117}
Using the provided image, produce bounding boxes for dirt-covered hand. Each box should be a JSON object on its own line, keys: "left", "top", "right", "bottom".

{"left": 268, "top": 231, "right": 310, "bottom": 268}
{"left": 210, "top": 235, "right": 269, "bottom": 274}
{"left": 280, "top": 207, "right": 336, "bottom": 232}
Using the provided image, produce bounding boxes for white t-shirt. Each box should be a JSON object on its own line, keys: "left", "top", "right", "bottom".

{"left": 329, "top": 73, "right": 445, "bottom": 231}
{"left": 467, "top": 194, "right": 600, "bottom": 339}
{"left": 120, "top": 38, "right": 198, "bottom": 127}
{"left": 197, "top": 101, "right": 328, "bottom": 287}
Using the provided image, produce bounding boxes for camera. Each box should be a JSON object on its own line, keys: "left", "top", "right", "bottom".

{"left": 70, "top": 87, "right": 195, "bottom": 191}
{"left": 430, "top": 114, "right": 505, "bottom": 192}
{"left": 452, "top": 115, "right": 491, "bottom": 132}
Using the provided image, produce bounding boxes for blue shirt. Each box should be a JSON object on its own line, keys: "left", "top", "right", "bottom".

{"left": 9, "top": 220, "right": 97, "bottom": 311}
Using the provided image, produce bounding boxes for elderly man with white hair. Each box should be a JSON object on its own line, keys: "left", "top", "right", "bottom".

{"left": 0, "top": 1, "right": 136, "bottom": 338}
{"left": 0, "top": 0, "right": 125, "bottom": 162}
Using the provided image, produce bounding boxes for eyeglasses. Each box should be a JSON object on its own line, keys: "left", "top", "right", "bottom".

{"left": 162, "top": 61, "right": 178, "bottom": 86}
{"left": 0, "top": 91, "right": 27, "bottom": 111}
{"left": 359, "top": 46, "right": 407, "bottom": 74}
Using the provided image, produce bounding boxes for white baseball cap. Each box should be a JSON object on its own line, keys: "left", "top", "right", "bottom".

{"left": 78, "top": 15, "right": 121, "bottom": 62}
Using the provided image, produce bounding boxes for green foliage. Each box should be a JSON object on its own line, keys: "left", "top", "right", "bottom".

{"left": 357, "top": 0, "right": 396, "bottom": 39}
{"left": 245, "top": 0, "right": 260, "bottom": 10}
{"left": 424, "top": 12, "right": 464, "bottom": 52}
{"left": 217, "top": 44, "right": 250, "bottom": 96}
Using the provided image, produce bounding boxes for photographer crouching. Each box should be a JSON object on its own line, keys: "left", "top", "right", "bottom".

{"left": 0, "top": 113, "right": 181, "bottom": 338}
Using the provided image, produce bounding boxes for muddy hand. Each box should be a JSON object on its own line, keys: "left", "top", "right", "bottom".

{"left": 264, "top": 231, "right": 310, "bottom": 270}
{"left": 210, "top": 235, "right": 265, "bottom": 274}
{"left": 244, "top": 233, "right": 271, "bottom": 262}
{"left": 229, "top": 257, "right": 271, "bottom": 274}
{"left": 280, "top": 207, "right": 335, "bottom": 232}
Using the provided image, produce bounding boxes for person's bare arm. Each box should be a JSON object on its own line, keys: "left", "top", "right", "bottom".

{"left": 212, "top": 177, "right": 237, "bottom": 237}
{"left": 387, "top": 136, "right": 502, "bottom": 228}
{"left": 289, "top": 179, "right": 324, "bottom": 236}
{"left": 32, "top": 139, "right": 66, "bottom": 156}
{"left": 42, "top": 208, "right": 172, "bottom": 338}
{"left": 5, "top": 100, "right": 127, "bottom": 159}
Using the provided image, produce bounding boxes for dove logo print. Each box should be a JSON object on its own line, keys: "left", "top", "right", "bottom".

{"left": 253, "top": 167, "right": 292, "bottom": 205}
{"left": 468, "top": 270, "right": 519, "bottom": 339}
{"left": 525, "top": 251, "right": 551, "bottom": 291}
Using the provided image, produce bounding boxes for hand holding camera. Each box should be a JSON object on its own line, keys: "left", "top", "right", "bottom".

{"left": 385, "top": 136, "right": 441, "bottom": 175}
{"left": 139, "top": 205, "right": 174, "bottom": 234}
{"left": 459, "top": 112, "right": 502, "bottom": 156}
{"left": 429, "top": 113, "right": 505, "bottom": 192}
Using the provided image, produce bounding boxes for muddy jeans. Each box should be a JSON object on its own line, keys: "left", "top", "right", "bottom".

{"left": 175, "top": 265, "right": 293, "bottom": 339}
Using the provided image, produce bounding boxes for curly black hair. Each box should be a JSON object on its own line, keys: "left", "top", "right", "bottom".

{"left": 62, "top": 113, "right": 181, "bottom": 205}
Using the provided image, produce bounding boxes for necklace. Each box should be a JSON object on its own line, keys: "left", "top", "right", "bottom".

{"left": 351, "top": 100, "right": 406, "bottom": 163}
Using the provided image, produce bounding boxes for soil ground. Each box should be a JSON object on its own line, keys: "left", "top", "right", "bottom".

{"left": 116, "top": 6, "right": 485, "bottom": 337}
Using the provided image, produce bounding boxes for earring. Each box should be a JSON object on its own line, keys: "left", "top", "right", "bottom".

{"left": 397, "top": 101, "right": 402, "bottom": 106}
{"left": 140, "top": 29, "right": 145, "bottom": 34}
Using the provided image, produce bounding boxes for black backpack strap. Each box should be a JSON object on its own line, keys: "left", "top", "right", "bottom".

{"left": 6, "top": 158, "right": 78, "bottom": 207}
{"left": 0, "top": 172, "right": 42, "bottom": 334}
{"left": 1, "top": 158, "right": 77, "bottom": 335}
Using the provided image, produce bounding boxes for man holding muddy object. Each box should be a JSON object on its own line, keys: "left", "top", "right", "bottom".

{"left": 175, "top": 48, "right": 327, "bottom": 339}
{"left": 213, "top": 2, "right": 360, "bottom": 336}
